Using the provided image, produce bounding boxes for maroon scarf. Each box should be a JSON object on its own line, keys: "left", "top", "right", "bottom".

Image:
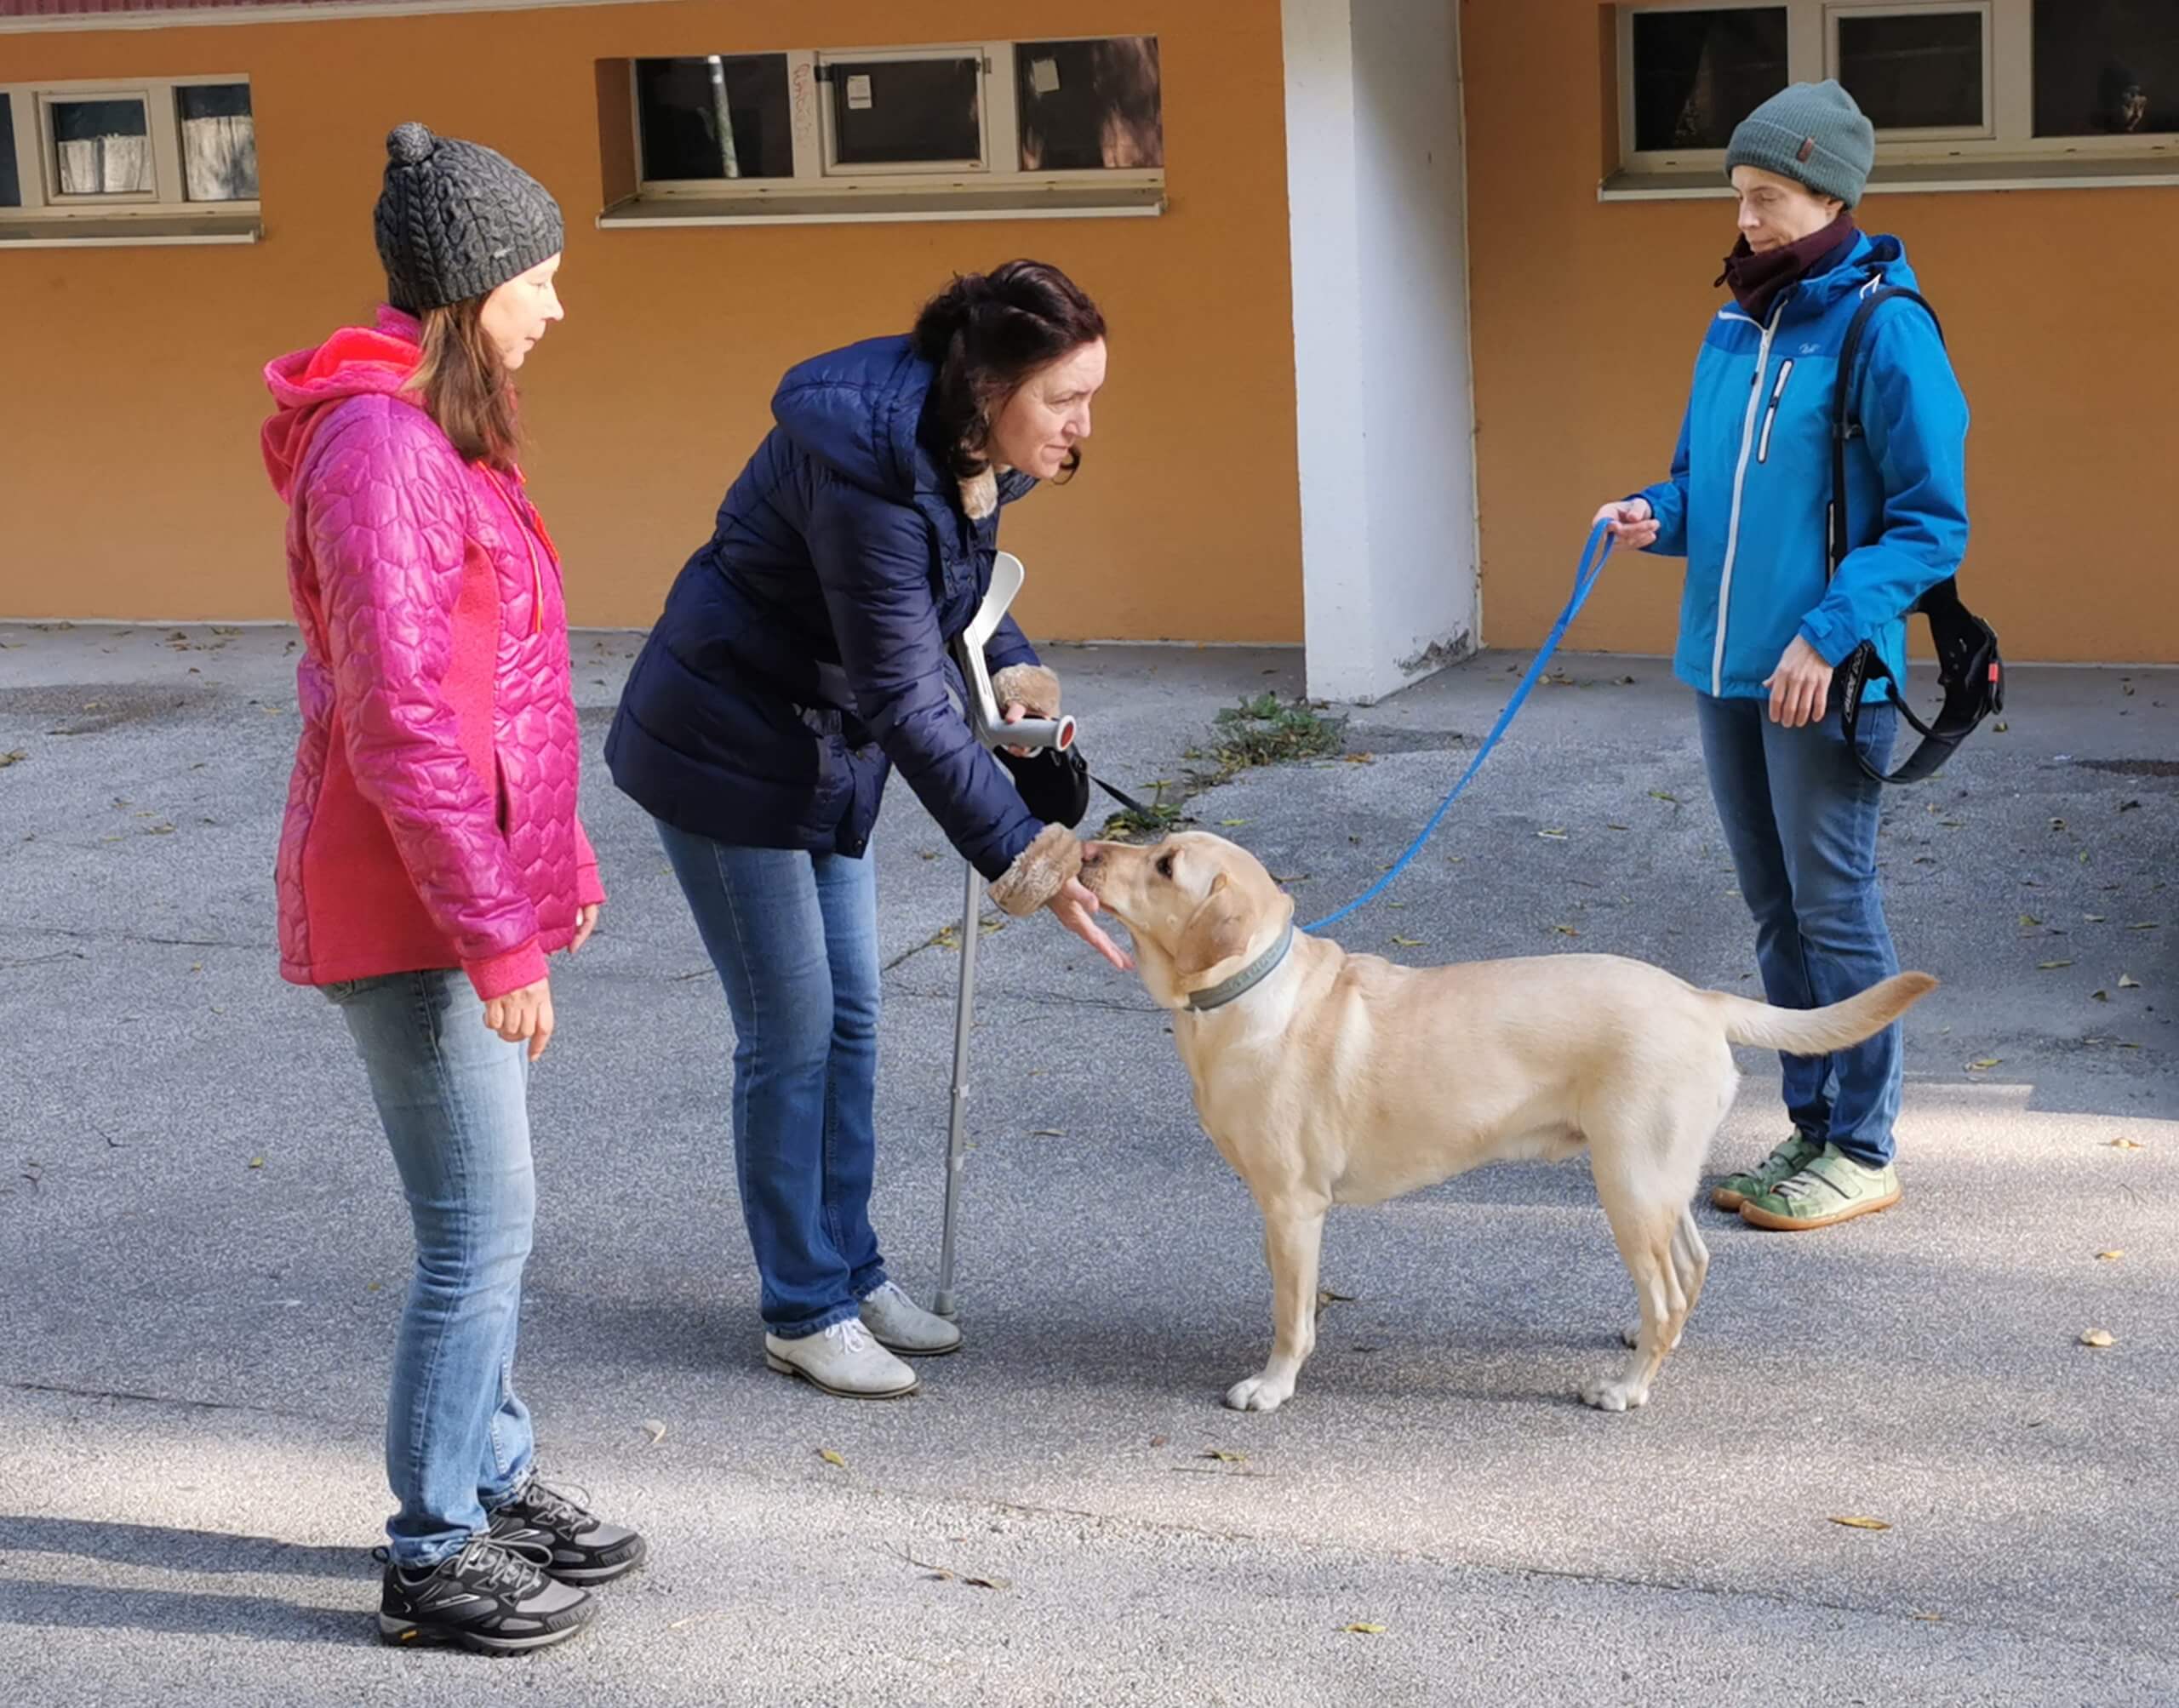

{"left": 1717, "top": 209, "right": 1857, "bottom": 322}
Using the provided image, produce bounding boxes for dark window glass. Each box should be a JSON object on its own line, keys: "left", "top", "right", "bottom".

{"left": 828, "top": 56, "right": 981, "bottom": 167}
{"left": 1017, "top": 37, "right": 1164, "bottom": 170}
{"left": 1632, "top": 8, "right": 1790, "bottom": 152}
{"left": 2032, "top": 0, "right": 2179, "bottom": 136}
{"left": 0, "top": 94, "right": 19, "bottom": 208}
{"left": 636, "top": 54, "right": 793, "bottom": 181}
{"left": 1838, "top": 12, "right": 1983, "bottom": 131}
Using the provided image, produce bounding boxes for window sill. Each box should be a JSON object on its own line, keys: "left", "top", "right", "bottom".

{"left": 1603, "top": 156, "right": 2179, "bottom": 201}
{"left": 598, "top": 183, "right": 1164, "bottom": 229}
{"left": 0, "top": 213, "right": 262, "bottom": 248}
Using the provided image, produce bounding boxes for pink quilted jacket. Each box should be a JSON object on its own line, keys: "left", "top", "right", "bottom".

{"left": 263, "top": 306, "right": 603, "bottom": 1003}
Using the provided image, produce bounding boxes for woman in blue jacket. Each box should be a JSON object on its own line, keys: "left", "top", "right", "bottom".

{"left": 609, "top": 261, "right": 1124, "bottom": 1397}
{"left": 1595, "top": 83, "right": 1968, "bottom": 1233}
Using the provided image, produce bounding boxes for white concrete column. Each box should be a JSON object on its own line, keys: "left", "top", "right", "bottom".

{"left": 1282, "top": 0, "right": 1478, "bottom": 704}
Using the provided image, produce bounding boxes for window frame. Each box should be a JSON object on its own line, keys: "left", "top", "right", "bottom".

{"left": 1826, "top": 2, "right": 1994, "bottom": 144}
{"left": 1612, "top": 0, "right": 2179, "bottom": 192}
{"left": 622, "top": 38, "right": 1164, "bottom": 221}
{"left": 3, "top": 74, "right": 260, "bottom": 223}
{"left": 815, "top": 43, "right": 995, "bottom": 178}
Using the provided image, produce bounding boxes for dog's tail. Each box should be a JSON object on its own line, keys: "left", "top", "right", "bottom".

{"left": 1708, "top": 971, "right": 1938, "bottom": 1054}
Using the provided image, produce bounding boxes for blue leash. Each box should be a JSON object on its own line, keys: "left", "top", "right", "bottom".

{"left": 1301, "top": 522, "right": 1617, "bottom": 934}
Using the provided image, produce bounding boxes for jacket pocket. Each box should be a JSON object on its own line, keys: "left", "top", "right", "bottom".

{"left": 1756, "top": 360, "right": 1795, "bottom": 464}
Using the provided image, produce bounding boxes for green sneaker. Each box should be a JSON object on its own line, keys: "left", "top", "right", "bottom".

{"left": 1710, "top": 1128, "right": 1824, "bottom": 1213}
{"left": 1739, "top": 1143, "right": 1902, "bottom": 1231}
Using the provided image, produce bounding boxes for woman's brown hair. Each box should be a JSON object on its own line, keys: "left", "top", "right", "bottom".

{"left": 912, "top": 260, "right": 1107, "bottom": 485}
{"left": 409, "top": 298, "right": 518, "bottom": 469}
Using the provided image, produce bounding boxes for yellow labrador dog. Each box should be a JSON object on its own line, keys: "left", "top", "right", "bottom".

{"left": 1078, "top": 832, "right": 1935, "bottom": 1414}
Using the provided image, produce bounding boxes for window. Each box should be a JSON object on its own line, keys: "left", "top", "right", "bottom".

{"left": 635, "top": 55, "right": 793, "bottom": 182}
{"left": 1833, "top": 6, "right": 1988, "bottom": 136}
{"left": 1016, "top": 37, "right": 1164, "bottom": 170}
{"left": 1, "top": 75, "right": 260, "bottom": 238}
{"left": 49, "top": 95, "right": 154, "bottom": 198}
{"left": 612, "top": 38, "right": 1164, "bottom": 226}
{"left": 0, "top": 94, "right": 20, "bottom": 209}
{"left": 1611, "top": 2, "right": 2179, "bottom": 195}
{"left": 1630, "top": 8, "right": 1789, "bottom": 152}
{"left": 822, "top": 52, "right": 985, "bottom": 170}
{"left": 2032, "top": 0, "right": 2179, "bottom": 138}
{"left": 177, "top": 82, "right": 257, "bottom": 203}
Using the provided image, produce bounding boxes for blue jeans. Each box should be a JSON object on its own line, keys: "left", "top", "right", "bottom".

{"left": 655, "top": 820, "right": 888, "bottom": 1338}
{"left": 326, "top": 969, "right": 535, "bottom": 1568}
{"left": 1695, "top": 694, "right": 1903, "bottom": 1168}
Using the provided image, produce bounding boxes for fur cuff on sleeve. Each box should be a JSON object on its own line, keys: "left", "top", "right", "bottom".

{"left": 960, "top": 467, "right": 999, "bottom": 521}
{"left": 990, "top": 662, "right": 1061, "bottom": 718}
{"left": 987, "top": 822, "right": 1082, "bottom": 917}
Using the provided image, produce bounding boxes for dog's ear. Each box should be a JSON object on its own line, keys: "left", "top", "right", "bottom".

{"left": 1173, "top": 871, "right": 1255, "bottom": 987}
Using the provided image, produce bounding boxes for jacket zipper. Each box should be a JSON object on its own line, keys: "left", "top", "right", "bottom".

{"left": 1711, "top": 300, "right": 1785, "bottom": 697}
{"left": 1756, "top": 359, "right": 1794, "bottom": 464}
{"left": 484, "top": 469, "right": 546, "bottom": 637}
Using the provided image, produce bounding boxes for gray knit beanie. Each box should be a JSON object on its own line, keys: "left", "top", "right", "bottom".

{"left": 1725, "top": 81, "right": 1876, "bottom": 208}
{"left": 373, "top": 123, "right": 563, "bottom": 314}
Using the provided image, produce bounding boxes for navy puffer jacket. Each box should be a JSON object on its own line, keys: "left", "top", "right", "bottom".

{"left": 607, "top": 335, "right": 1051, "bottom": 883}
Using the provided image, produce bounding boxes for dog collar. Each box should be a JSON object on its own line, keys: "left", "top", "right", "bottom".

{"left": 1186, "top": 920, "right": 1295, "bottom": 1014}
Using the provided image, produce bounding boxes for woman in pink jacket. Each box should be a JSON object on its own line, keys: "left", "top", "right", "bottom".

{"left": 262, "top": 124, "right": 642, "bottom": 1654}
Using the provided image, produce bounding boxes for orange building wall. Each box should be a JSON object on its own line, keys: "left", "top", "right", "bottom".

{"left": 1463, "top": 0, "right": 2178, "bottom": 664}
{"left": 0, "top": 1, "right": 1304, "bottom": 644}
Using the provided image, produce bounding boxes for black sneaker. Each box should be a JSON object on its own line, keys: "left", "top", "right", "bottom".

{"left": 376, "top": 1535, "right": 594, "bottom": 1654}
{"left": 487, "top": 1471, "right": 648, "bottom": 1584}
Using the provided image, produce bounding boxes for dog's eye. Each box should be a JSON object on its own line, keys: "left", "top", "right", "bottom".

{"left": 1155, "top": 853, "right": 1175, "bottom": 878}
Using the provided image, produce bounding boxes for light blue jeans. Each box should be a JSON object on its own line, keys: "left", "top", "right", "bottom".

{"left": 1695, "top": 694, "right": 1903, "bottom": 1167}
{"left": 655, "top": 821, "right": 888, "bottom": 1339}
{"left": 326, "top": 968, "right": 535, "bottom": 1568}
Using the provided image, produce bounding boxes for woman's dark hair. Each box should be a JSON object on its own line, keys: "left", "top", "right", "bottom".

{"left": 409, "top": 297, "right": 519, "bottom": 469}
{"left": 912, "top": 260, "right": 1106, "bottom": 484}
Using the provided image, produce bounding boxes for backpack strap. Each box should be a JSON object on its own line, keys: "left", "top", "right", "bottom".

{"left": 1826, "top": 282, "right": 2005, "bottom": 785}
{"left": 1827, "top": 281, "right": 1943, "bottom": 579}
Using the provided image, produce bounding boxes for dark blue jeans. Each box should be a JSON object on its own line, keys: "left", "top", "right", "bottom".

{"left": 1695, "top": 694, "right": 1902, "bottom": 1167}
{"left": 655, "top": 820, "right": 888, "bottom": 1338}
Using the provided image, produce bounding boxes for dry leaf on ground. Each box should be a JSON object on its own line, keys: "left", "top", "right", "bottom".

{"left": 1339, "top": 1623, "right": 1387, "bottom": 1635}
{"left": 817, "top": 1448, "right": 847, "bottom": 1468}
{"left": 1830, "top": 1516, "right": 1891, "bottom": 1531}
{"left": 2080, "top": 1329, "right": 2116, "bottom": 1349}
{"left": 639, "top": 1419, "right": 667, "bottom": 1443}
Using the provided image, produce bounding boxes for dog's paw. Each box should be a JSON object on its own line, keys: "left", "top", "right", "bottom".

{"left": 1580, "top": 1374, "right": 1650, "bottom": 1413}
{"left": 1223, "top": 1374, "right": 1293, "bottom": 1413}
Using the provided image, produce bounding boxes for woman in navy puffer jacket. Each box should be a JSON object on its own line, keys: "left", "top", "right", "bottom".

{"left": 609, "top": 260, "right": 1123, "bottom": 1399}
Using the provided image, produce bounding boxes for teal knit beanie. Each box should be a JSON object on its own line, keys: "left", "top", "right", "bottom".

{"left": 1725, "top": 80, "right": 1876, "bottom": 208}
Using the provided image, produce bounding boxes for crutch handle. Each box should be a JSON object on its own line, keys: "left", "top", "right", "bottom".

{"left": 971, "top": 711, "right": 1076, "bottom": 754}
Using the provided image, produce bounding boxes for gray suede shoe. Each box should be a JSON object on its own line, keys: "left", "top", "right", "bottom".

{"left": 763, "top": 1319, "right": 919, "bottom": 1399}
{"left": 859, "top": 1281, "right": 964, "bottom": 1357}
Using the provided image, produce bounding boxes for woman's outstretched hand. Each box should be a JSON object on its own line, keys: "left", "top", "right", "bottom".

{"left": 1049, "top": 876, "right": 1132, "bottom": 971}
